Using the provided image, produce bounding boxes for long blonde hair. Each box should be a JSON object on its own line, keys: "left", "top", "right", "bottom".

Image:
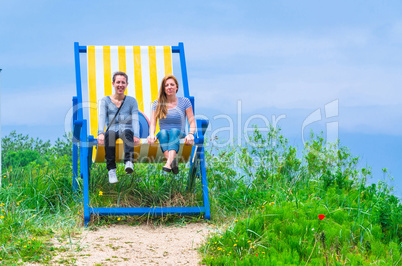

{"left": 155, "top": 75, "right": 179, "bottom": 119}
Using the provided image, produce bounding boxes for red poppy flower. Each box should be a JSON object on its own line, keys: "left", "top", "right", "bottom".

{"left": 318, "top": 214, "right": 325, "bottom": 220}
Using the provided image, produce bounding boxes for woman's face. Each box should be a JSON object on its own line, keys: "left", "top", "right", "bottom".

{"left": 113, "top": 75, "right": 128, "bottom": 95}
{"left": 164, "top": 78, "right": 177, "bottom": 96}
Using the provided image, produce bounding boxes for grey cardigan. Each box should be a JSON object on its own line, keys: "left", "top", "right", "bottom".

{"left": 98, "top": 96, "right": 140, "bottom": 138}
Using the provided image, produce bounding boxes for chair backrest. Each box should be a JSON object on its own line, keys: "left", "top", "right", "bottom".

{"left": 86, "top": 45, "right": 174, "bottom": 138}
{"left": 74, "top": 43, "right": 194, "bottom": 163}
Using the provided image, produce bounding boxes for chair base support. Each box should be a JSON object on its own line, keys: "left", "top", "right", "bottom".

{"left": 85, "top": 206, "right": 209, "bottom": 226}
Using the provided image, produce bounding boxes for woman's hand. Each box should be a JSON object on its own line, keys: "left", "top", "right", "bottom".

{"left": 147, "top": 135, "right": 156, "bottom": 144}
{"left": 184, "top": 133, "right": 194, "bottom": 145}
{"left": 97, "top": 133, "right": 105, "bottom": 145}
{"left": 134, "top": 137, "right": 140, "bottom": 146}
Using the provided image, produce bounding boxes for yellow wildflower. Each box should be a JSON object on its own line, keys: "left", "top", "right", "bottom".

{"left": 234, "top": 219, "right": 238, "bottom": 222}
{"left": 99, "top": 191, "right": 103, "bottom": 196}
{"left": 0, "top": 216, "right": 4, "bottom": 219}
{"left": 117, "top": 218, "right": 121, "bottom": 221}
{"left": 233, "top": 244, "right": 237, "bottom": 247}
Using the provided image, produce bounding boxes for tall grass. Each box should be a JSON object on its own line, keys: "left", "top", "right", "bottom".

{"left": 1, "top": 129, "right": 401, "bottom": 264}
{"left": 1, "top": 132, "right": 78, "bottom": 263}
{"left": 87, "top": 162, "right": 204, "bottom": 209}
{"left": 201, "top": 128, "right": 402, "bottom": 265}
{"left": 0, "top": 131, "right": 204, "bottom": 263}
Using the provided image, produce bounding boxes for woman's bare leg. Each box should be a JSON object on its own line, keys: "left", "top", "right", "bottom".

{"left": 162, "top": 150, "right": 170, "bottom": 169}
{"left": 163, "top": 150, "right": 169, "bottom": 160}
{"left": 164, "top": 150, "right": 177, "bottom": 169}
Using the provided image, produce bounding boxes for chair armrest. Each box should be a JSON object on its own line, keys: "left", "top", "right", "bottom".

{"left": 88, "top": 135, "right": 97, "bottom": 147}
{"left": 195, "top": 119, "right": 209, "bottom": 145}
{"left": 73, "top": 120, "right": 84, "bottom": 143}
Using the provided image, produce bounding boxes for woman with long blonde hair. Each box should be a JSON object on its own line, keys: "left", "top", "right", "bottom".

{"left": 147, "top": 75, "right": 196, "bottom": 174}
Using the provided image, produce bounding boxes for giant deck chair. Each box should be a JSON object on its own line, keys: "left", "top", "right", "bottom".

{"left": 72, "top": 42, "right": 210, "bottom": 226}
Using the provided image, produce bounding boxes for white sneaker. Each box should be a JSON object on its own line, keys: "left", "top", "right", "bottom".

{"left": 108, "top": 169, "right": 118, "bottom": 184}
{"left": 125, "top": 161, "right": 134, "bottom": 174}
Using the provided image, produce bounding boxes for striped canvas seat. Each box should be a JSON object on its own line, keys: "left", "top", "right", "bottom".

{"left": 86, "top": 46, "right": 193, "bottom": 163}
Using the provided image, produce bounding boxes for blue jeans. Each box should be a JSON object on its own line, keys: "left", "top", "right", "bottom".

{"left": 157, "top": 129, "right": 185, "bottom": 153}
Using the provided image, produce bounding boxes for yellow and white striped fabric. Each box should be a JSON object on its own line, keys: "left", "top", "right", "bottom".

{"left": 86, "top": 45, "right": 193, "bottom": 163}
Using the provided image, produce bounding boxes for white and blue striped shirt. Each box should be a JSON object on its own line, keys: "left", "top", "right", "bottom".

{"left": 152, "top": 97, "right": 192, "bottom": 132}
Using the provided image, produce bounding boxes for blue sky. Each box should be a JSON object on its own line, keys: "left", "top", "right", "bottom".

{"left": 1, "top": 0, "right": 401, "bottom": 195}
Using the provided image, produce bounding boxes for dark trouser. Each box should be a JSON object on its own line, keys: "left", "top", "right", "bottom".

{"left": 104, "top": 129, "right": 134, "bottom": 171}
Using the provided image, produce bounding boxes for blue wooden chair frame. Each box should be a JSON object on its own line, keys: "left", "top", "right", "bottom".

{"left": 72, "top": 42, "right": 210, "bottom": 226}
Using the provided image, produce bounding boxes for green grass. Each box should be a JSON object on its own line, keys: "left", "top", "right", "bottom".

{"left": 201, "top": 128, "right": 402, "bottom": 265}
{"left": 0, "top": 155, "right": 79, "bottom": 263}
{"left": 0, "top": 129, "right": 401, "bottom": 264}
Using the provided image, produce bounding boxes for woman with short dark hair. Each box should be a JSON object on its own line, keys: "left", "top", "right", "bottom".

{"left": 98, "top": 71, "right": 140, "bottom": 183}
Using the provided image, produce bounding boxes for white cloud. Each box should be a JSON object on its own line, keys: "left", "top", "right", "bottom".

{"left": 183, "top": 28, "right": 370, "bottom": 63}
{"left": 2, "top": 15, "right": 401, "bottom": 136}
{"left": 1, "top": 84, "right": 75, "bottom": 126}
{"left": 191, "top": 64, "right": 402, "bottom": 109}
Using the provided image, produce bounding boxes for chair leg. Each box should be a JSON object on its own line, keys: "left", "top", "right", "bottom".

{"left": 186, "top": 145, "right": 198, "bottom": 192}
{"left": 199, "top": 147, "right": 211, "bottom": 220}
{"left": 72, "top": 142, "right": 78, "bottom": 192}
{"left": 87, "top": 146, "right": 93, "bottom": 180}
{"left": 79, "top": 123, "right": 91, "bottom": 227}
{"left": 81, "top": 146, "right": 91, "bottom": 227}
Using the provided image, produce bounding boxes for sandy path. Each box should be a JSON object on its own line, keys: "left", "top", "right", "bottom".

{"left": 53, "top": 223, "right": 213, "bottom": 265}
